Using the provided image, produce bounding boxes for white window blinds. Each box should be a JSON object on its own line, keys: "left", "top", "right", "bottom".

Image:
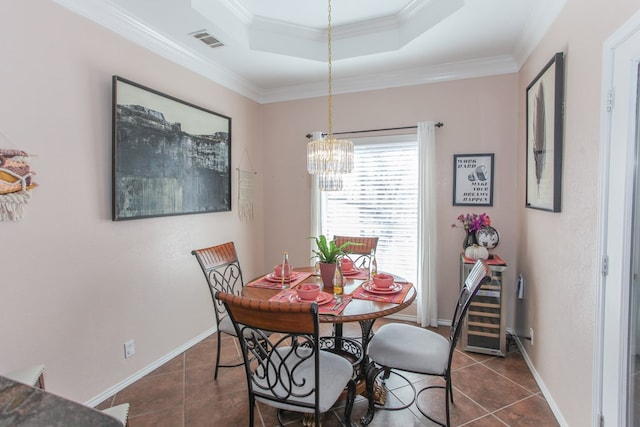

{"left": 321, "top": 134, "right": 418, "bottom": 284}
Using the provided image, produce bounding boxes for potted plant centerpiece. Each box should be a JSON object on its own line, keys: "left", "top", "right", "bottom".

{"left": 311, "top": 235, "right": 361, "bottom": 290}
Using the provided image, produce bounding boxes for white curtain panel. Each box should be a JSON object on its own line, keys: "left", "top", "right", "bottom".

{"left": 310, "top": 131, "right": 323, "bottom": 264}
{"left": 417, "top": 121, "right": 438, "bottom": 327}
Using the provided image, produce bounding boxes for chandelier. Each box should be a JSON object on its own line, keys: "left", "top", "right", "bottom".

{"left": 307, "top": 0, "right": 354, "bottom": 191}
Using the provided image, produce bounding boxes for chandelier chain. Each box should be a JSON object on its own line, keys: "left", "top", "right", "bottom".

{"left": 306, "top": 0, "right": 354, "bottom": 191}
{"left": 327, "top": 0, "right": 333, "bottom": 140}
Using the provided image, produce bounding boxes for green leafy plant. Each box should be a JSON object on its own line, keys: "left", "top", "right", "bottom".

{"left": 310, "top": 235, "right": 362, "bottom": 264}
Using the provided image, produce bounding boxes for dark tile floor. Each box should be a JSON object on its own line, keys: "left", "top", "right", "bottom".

{"left": 97, "top": 320, "right": 559, "bottom": 426}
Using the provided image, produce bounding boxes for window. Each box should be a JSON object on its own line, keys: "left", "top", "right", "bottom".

{"left": 320, "top": 134, "right": 418, "bottom": 284}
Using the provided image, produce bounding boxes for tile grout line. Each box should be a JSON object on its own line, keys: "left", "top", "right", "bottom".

{"left": 449, "top": 386, "right": 495, "bottom": 420}
{"left": 454, "top": 351, "right": 537, "bottom": 394}
{"left": 459, "top": 413, "right": 510, "bottom": 427}
{"left": 478, "top": 358, "right": 538, "bottom": 395}
{"left": 447, "top": 359, "right": 537, "bottom": 426}
{"left": 451, "top": 349, "right": 490, "bottom": 372}
{"left": 486, "top": 393, "right": 546, "bottom": 422}
{"left": 452, "top": 378, "right": 544, "bottom": 426}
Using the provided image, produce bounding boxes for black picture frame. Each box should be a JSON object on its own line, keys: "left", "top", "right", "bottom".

{"left": 112, "top": 76, "right": 231, "bottom": 221}
{"left": 526, "top": 52, "right": 564, "bottom": 212}
{"left": 453, "top": 153, "right": 494, "bottom": 206}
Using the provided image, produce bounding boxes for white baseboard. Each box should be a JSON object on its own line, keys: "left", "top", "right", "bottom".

{"left": 85, "top": 327, "right": 216, "bottom": 407}
{"left": 508, "top": 328, "right": 568, "bottom": 427}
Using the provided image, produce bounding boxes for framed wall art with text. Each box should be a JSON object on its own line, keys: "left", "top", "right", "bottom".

{"left": 453, "top": 153, "right": 494, "bottom": 206}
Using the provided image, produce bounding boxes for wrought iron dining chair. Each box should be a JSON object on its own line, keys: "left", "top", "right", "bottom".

{"left": 215, "top": 291, "right": 357, "bottom": 427}
{"left": 191, "top": 241, "right": 247, "bottom": 379}
{"left": 333, "top": 235, "right": 378, "bottom": 269}
{"left": 362, "top": 259, "right": 492, "bottom": 427}
{"left": 2, "top": 365, "right": 130, "bottom": 425}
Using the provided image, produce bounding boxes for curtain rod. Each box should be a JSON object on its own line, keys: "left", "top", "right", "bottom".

{"left": 305, "top": 122, "right": 443, "bottom": 139}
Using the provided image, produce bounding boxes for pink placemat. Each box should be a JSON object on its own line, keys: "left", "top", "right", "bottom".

{"left": 351, "top": 281, "right": 413, "bottom": 304}
{"left": 268, "top": 289, "right": 352, "bottom": 315}
{"left": 246, "top": 272, "right": 312, "bottom": 290}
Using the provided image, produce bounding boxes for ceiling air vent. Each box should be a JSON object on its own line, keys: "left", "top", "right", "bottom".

{"left": 189, "top": 30, "right": 223, "bottom": 48}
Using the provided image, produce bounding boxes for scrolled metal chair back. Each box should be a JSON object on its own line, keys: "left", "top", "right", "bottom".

{"left": 333, "top": 235, "right": 379, "bottom": 269}
{"left": 216, "top": 292, "right": 321, "bottom": 413}
{"left": 245, "top": 330, "right": 317, "bottom": 402}
{"left": 448, "top": 259, "right": 492, "bottom": 349}
{"left": 192, "top": 242, "right": 244, "bottom": 325}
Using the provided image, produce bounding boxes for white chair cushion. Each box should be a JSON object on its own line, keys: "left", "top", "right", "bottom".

{"left": 218, "top": 314, "right": 236, "bottom": 335}
{"left": 254, "top": 347, "right": 353, "bottom": 413}
{"left": 101, "top": 403, "right": 130, "bottom": 425}
{"left": 3, "top": 365, "right": 45, "bottom": 387}
{"left": 368, "top": 323, "right": 450, "bottom": 375}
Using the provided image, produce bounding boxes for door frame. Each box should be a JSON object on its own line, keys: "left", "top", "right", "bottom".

{"left": 596, "top": 9, "right": 640, "bottom": 426}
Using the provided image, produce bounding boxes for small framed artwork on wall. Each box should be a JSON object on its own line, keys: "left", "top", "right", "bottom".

{"left": 526, "top": 52, "right": 564, "bottom": 212}
{"left": 453, "top": 153, "right": 494, "bottom": 206}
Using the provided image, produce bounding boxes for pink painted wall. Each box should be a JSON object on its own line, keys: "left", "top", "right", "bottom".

{"left": 515, "top": 0, "right": 640, "bottom": 424}
{"left": 0, "top": 1, "right": 264, "bottom": 402}
{"left": 261, "top": 75, "right": 519, "bottom": 330}
{"left": 2, "top": 0, "right": 639, "bottom": 423}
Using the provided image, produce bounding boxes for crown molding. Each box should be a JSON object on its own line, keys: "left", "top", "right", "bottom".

{"left": 513, "top": 0, "right": 568, "bottom": 67}
{"left": 194, "top": 0, "right": 463, "bottom": 61}
{"left": 216, "top": 0, "right": 253, "bottom": 26}
{"left": 54, "top": 0, "right": 523, "bottom": 104}
{"left": 259, "top": 56, "right": 520, "bottom": 104}
{"left": 53, "top": 0, "right": 263, "bottom": 101}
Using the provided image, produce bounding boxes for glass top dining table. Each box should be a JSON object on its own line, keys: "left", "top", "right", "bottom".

{"left": 243, "top": 266, "right": 417, "bottom": 410}
{"left": 242, "top": 266, "right": 416, "bottom": 324}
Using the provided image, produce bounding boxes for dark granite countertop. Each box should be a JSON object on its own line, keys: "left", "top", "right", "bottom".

{"left": 0, "top": 376, "right": 121, "bottom": 426}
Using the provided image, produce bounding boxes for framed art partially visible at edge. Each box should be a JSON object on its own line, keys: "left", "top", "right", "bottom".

{"left": 526, "top": 52, "right": 564, "bottom": 212}
{"left": 112, "top": 76, "right": 231, "bottom": 220}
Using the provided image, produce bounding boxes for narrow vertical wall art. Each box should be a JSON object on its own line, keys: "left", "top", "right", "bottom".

{"left": 526, "top": 52, "right": 565, "bottom": 212}
{"left": 236, "top": 147, "right": 256, "bottom": 222}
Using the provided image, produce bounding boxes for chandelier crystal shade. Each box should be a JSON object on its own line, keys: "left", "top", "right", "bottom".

{"left": 307, "top": 137, "right": 354, "bottom": 175}
{"left": 306, "top": 0, "right": 354, "bottom": 191}
{"left": 317, "top": 170, "right": 344, "bottom": 191}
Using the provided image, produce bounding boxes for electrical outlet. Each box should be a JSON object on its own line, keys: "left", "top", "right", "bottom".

{"left": 529, "top": 328, "right": 534, "bottom": 346}
{"left": 124, "top": 339, "right": 135, "bottom": 358}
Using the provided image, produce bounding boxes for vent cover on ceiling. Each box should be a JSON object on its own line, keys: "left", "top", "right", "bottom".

{"left": 189, "top": 30, "right": 223, "bottom": 48}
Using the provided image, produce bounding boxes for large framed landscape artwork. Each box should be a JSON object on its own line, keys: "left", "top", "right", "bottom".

{"left": 112, "top": 76, "right": 231, "bottom": 220}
